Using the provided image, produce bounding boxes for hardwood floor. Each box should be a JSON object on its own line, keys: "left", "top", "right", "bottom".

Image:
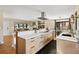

{"left": 36, "top": 40, "right": 56, "bottom": 54}
{"left": 0, "top": 35, "right": 26, "bottom": 54}
{"left": 0, "top": 35, "right": 16, "bottom": 54}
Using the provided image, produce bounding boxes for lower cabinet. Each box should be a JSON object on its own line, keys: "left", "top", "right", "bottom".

{"left": 26, "top": 33, "right": 53, "bottom": 54}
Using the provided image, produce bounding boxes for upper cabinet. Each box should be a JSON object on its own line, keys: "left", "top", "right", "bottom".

{"left": 37, "top": 21, "right": 45, "bottom": 29}
{"left": 36, "top": 20, "right": 55, "bottom": 30}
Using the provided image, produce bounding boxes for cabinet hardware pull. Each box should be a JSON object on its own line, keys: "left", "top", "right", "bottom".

{"left": 31, "top": 40, "right": 35, "bottom": 42}
{"left": 30, "top": 46, "right": 35, "bottom": 49}
{"left": 30, "top": 37, "right": 35, "bottom": 39}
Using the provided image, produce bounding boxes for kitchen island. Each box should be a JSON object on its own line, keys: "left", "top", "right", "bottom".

{"left": 56, "top": 32, "right": 79, "bottom": 54}
{"left": 16, "top": 29, "right": 54, "bottom": 54}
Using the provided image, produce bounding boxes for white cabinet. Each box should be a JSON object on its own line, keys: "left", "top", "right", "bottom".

{"left": 26, "top": 32, "right": 53, "bottom": 54}
{"left": 26, "top": 36, "right": 44, "bottom": 54}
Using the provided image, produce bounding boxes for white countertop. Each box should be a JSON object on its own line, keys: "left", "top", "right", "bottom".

{"left": 56, "top": 32, "right": 78, "bottom": 42}
{"left": 12, "top": 29, "right": 53, "bottom": 48}
{"left": 56, "top": 36, "right": 78, "bottom": 42}
{"left": 18, "top": 30, "right": 53, "bottom": 40}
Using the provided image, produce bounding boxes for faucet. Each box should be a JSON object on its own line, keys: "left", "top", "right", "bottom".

{"left": 34, "top": 28, "right": 37, "bottom": 33}
{"left": 46, "top": 27, "right": 49, "bottom": 32}
{"left": 33, "top": 25, "right": 37, "bottom": 33}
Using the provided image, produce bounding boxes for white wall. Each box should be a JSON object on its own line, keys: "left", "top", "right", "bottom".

{"left": 3, "top": 19, "right": 14, "bottom": 35}
{"left": 0, "top": 12, "right": 3, "bottom": 44}
{"left": 3, "top": 18, "right": 36, "bottom": 35}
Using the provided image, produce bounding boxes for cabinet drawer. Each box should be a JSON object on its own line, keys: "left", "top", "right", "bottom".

{"left": 26, "top": 38, "right": 44, "bottom": 53}
{"left": 26, "top": 45, "right": 37, "bottom": 54}
{"left": 26, "top": 36, "right": 43, "bottom": 47}
{"left": 26, "top": 39, "right": 36, "bottom": 45}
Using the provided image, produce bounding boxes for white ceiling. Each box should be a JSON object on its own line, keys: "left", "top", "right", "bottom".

{"left": 0, "top": 5, "right": 76, "bottom": 20}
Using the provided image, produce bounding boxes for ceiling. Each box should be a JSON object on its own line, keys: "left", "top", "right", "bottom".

{"left": 0, "top": 5, "right": 76, "bottom": 20}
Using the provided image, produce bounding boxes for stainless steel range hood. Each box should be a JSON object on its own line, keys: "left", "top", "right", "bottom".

{"left": 38, "top": 12, "right": 48, "bottom": 20}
